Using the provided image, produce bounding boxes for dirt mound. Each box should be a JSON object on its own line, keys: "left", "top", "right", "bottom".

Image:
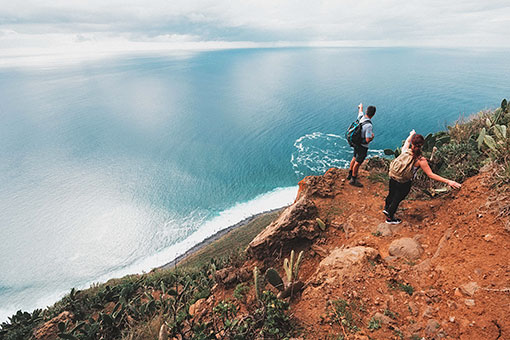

{"left": 210, "top": 168, "right": 510, "bottom": 339}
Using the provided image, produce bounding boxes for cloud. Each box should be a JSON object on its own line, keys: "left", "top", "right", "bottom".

{"left": 0, "top": 0, "right": 509, "bottom": 60}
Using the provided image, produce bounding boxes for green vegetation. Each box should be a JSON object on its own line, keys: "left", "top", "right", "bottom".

{"left": 367, "top": 316, "right": 381, "bottom": 330}
{"left": 387, "top": 279, "right": 414, "bottom": 296}
{"left": 0, "top": 211, "right": 283, "bottom": 340}
{"left": 326, "top": 298, "right": 365, "bottom": 334}
{"left": 178, "top": 210, "right": 281, "bottom": 270}
{"left": 264, "top": 249, "right": 305, "bottom": 299}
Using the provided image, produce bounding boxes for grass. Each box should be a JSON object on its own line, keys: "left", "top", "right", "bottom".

{"left": 367, "top": 171, "right": 389, "bottom": 184}
{"left": 387, "top": 279, "right": 414, "bottom": 296}
{"left": 176, "top": 210, "right": 281, "bottom": 270}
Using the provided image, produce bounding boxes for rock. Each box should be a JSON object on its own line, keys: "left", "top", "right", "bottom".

{"left": 415, "top": 259, "right": 432, "bottom": 273}
{"left": 388, "top": 237, "right": 424, "bottom": 260}
{"left": 215, "top": 267, "right": 237, "bottom": 287}
{"left": 33, "top": 311, "right": 74, "bottom": 340}
{"left": 296, "top": 168, "right": 344, "bottom": 199}
{"left": 372, "top": 312, "right": 393, "bottom": 325}
{"left": 237, "top": 267, "right": 252, "bottom": 282}
{"left": 248, "top": 195, "right": 318, "bottom": 259}
{"left": 375, "top": 223, "right": 393, "bottom": 237}
{"left": 408, "top": 301, "right": 419, "bottom": 316}
{"left": 305, "top": 246, "right": 379, "bottom": 289}
{"left": 425, "top": 319, "right": 440, "bottom": 337}
{"left": 422, "top": 306, "right": 437, "bottom": 318}
{"left": 189, "top": 298, "right": 206, "bottom": 317}
{"left": 483, "top": 234, "right": 494, "bottom": 241}
{"left": 464, "top": 299, "right": 475, "bottom": 306}
{"left": 459, "top": 282, "right": 479, "bottom": 297}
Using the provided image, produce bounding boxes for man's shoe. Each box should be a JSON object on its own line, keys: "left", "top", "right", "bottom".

{"left": 347, "top": 170, "right": 353, "bottom": 180}
{"left": 382, "top": 209, "right": 390, "bottom": 218}
{"left": 349, "top": 178, "right": 363, "bottom": 187}
{"left": 386, "top": 218, "right": 402, "bottom": 225}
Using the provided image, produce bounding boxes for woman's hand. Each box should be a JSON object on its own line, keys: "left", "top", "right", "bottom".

{"left": 448, "top": 180, "right": 462, "bottom": 189}
{"left": 409, "top": 129, "right": 416, "bottom": 136}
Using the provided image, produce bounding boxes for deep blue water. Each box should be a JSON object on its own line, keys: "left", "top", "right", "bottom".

{"left": 1, "top": 47, "right": 509, "bottom": 320}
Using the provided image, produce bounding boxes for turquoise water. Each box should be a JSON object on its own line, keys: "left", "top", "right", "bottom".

{"left": 1, "top": 47, "right": 509, "bottom": 320}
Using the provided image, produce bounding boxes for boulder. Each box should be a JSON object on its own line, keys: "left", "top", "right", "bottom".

{"left": 306, "top": 246, "right": 379, "bottom": 288}
{"left": 248, "top": 195, "right": 318, "bottom": 259}
{"left": 388, "top": 237, "right": 423, "bottom": 260}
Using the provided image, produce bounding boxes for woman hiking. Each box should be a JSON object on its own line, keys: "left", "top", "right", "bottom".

{"left": 384, "top": 130, "right": 462, "bottom": 224}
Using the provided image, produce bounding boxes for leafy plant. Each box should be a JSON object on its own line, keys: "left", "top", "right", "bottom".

{"left": 367, "top": 316, "right": 381, "bottom": 330}
{"left": 327, "top": 299, "right": 364, "bottom": 334}
{"left": 387, "top": 279, "right": 414, "bottom": 296}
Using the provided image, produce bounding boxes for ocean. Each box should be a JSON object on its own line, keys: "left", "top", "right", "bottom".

{"left": 1, "top": 47, "right": 509, "bottom": 320}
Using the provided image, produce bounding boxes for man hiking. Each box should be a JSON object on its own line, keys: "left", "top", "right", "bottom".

{"left": 347, "top": 103, "right": 376, "bottom": 187}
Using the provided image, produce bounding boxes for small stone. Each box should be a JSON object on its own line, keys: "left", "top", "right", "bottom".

{"left": 425, "top": 319, "right": 440, "bottom": 336}
{"left": 372, "top": 312, "right": 393, "bottom": 325}
{"left": 460, "top": 282, "right": 479, "bottom": 297}
{"left": 483, "top": 234, "right": 494, "bottom": 241}
{"left": 408, "top": 301, "right": 419, "bottom": 316}
{"left": 464, "top": 299, "right": 475, "bottom": 306}
{"left": 422, "top": 306, "right": 437, "bottom": 318}
{"left": 449, "top": 316, "right": 455, "bottom": 323}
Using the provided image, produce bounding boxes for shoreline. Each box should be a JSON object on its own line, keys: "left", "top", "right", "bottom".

{"left": 156, "top": 207, "right": 285, "bottom": 271}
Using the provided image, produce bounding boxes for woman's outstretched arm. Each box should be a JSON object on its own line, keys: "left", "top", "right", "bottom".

{"left": 418, "top": 159, "right": 462, "bottom": 188}
{"left": 402, "top": 129, "right": 416, "bottom": 152}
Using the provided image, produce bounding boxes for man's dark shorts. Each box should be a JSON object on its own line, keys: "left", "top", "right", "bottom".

{"left": 353, "top": 144, "right": 368, "bottom": 164}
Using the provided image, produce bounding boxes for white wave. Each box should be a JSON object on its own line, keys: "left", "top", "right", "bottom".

{"left": 291, "top": 131, "right": 384, "bottom": 177}
{"left": 98, "top": 185, "right": 299, "bottom": 279}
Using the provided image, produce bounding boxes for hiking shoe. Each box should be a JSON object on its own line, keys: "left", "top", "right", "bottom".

{"left": 386, "top": 218, "right": 402, "bottom": 225}
{"left": 349, "top": 178, "right": 363, "bottom": 187}
{"left": 382, "top": 209, "right": 390, "bottom": 218}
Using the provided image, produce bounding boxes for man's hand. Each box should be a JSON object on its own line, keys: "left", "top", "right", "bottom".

{"left": 358, "top": 102, "right": 363, "bottom": 114}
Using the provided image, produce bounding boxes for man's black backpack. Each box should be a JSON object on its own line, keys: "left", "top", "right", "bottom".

{"left": 345, "top": 118, "right": 371, "bottom": 147}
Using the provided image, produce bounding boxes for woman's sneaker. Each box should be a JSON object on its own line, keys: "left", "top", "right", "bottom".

{"left": 382, "top": 209, "right": 390, "bottom": 218}
{"left": 386, "top": 218, "right": 402, "bottom": 225}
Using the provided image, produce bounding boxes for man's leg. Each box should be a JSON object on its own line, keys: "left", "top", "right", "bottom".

{"left": 348, "top": 156, "right": 356, "bottom": 180}
{"left": 352, "top": 161, "right": 361, "bottom": 177}
{"left": 349, "top": 145, "right": 367, "bottom": 187}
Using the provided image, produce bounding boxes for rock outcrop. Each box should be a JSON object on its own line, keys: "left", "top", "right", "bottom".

{"left": 247, "top": 195, "right": 319, "bottom": 259}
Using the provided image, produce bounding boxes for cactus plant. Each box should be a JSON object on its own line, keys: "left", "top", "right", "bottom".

{"left": 316, "top": 218, "right": 326, "bottom": 231}
{"left": 265, "top": 268, "right": 284, "bottom": 291}
{"left": 253, "top": 266, "right": 262, "bottom": 302}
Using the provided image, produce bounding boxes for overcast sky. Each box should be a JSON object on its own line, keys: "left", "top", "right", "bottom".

{"left": 1, "top": 0, "right": 510, "bottom": 60}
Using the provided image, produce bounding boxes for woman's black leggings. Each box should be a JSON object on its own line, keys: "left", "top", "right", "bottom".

{"left": 385, "top": 178, "right": 412, "bottom": 218}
